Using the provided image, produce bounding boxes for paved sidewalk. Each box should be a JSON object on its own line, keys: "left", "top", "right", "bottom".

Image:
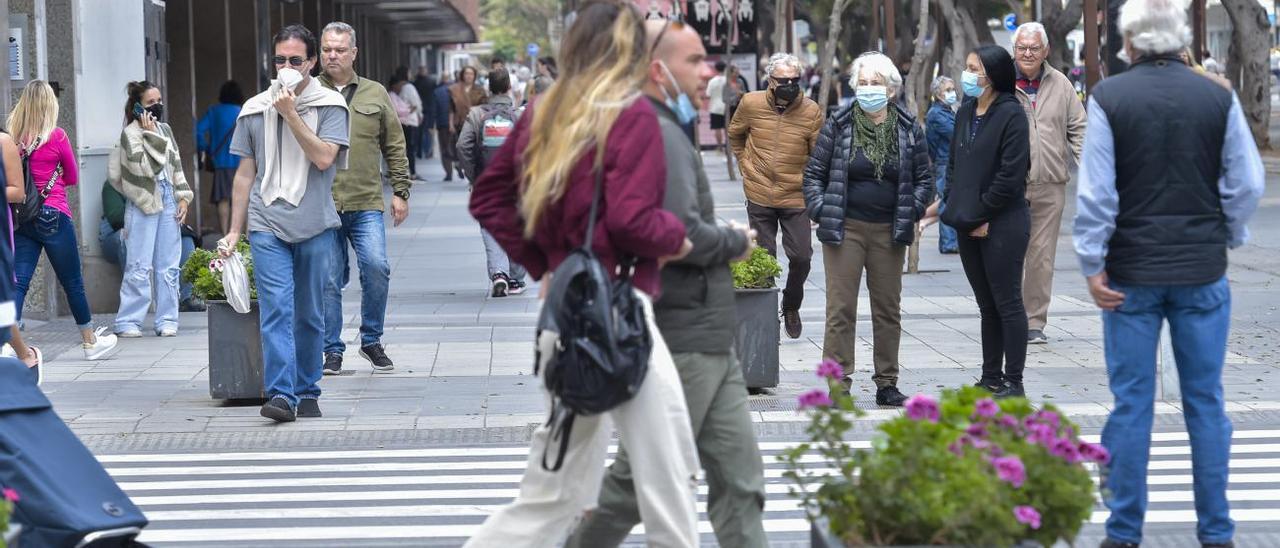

{"left": 30, "top": 153, "right": 1280, "bottom": 440}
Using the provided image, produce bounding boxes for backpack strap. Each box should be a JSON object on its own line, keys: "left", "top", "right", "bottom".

{"left": 541, "top": 401, "right": 575, "bottom": 472}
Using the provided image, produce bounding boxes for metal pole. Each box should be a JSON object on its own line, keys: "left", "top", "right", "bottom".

{"left": 1084, "top": 0, "right": 1100, "bottom": 92}
{"left": 785, "top": 0, "right": 794, "bottom": 53}
{"left": 724, "top": 0, "right": 737, "bottom": 182}
{"left": 187, "top": 0, "right": 203, "bottom": 234}
{"left": 1192, "top": 0, "right": 1206, "bottom": 63}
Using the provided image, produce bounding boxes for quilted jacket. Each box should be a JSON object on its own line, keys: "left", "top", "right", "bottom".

{"left": 802, "top": 102, "right": 934, "bottom": 246}
{"left": 728, "top": 89, "right": 824, "bottom": 209}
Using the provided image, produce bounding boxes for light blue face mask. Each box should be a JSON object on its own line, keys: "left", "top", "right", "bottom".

{"left": 944, "top": 90, "right": 958, "bottom": 105}
{"left": 659, "top": 61, "right": 699, "bottom": 125}
{"left": 855, "top": 85, "right": 889, "bottom": 112}
{"left": 961, "top": 71, "right": 986, "bottom": 98}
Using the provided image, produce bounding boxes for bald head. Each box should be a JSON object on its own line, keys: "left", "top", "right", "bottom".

{"left": 645, "top": 20, "right": 701, "bottom": 62}
{"left": 642, "top": 19, "right": 714, "bottom": 111}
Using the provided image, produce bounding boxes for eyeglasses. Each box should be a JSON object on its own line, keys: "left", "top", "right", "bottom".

{"left": 649, "top": 18, "right": 687, "bottom": 57}
{"left": 1014, "top": 45, "right": 1044, "bottom": 55}
{"left": 771, "top": 76, "right": 801, "bottom": 86}
{"left": 272, "top": 55, "right": 307, "bottom": 67}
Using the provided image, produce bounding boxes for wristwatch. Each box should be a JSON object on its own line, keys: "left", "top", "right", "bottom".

{"left": 393, "top": 189, "right": 410, "bottom": 201}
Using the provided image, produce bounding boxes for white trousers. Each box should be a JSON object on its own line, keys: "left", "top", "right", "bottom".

{"left": 464, "top": 294, "right": 700, "bottom": 548}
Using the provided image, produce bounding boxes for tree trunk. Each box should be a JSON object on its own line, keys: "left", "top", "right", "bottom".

{"left": 936, "top": 0, "right": 981, "bottom": 80}
{"left": 775, "top": 0, "right": 789, "bottom": 54}
{"left": 818, "top": 0, "right": 854, "bottom": 117}
{"left": 1042, "top": 0, "right": 1084, "bottom": 72}
{"left": 1221, "top": 0, "right": 1271, "bottom": 149}
{"left": 904, "top": 0, "right": 935, "bottom": 119}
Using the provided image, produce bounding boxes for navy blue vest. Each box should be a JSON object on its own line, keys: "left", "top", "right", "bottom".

{"left": 1091, "top": 57, "right": 1232, "bottom": 286}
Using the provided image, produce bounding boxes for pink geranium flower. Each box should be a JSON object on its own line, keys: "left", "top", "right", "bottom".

{"left": 991, "top": 455, "right": 1027, "bottom": 488}
{"left": 3, "top": 487, "right": 18, "bottom": 502}
{"left": 904, "top": 394, "right": 940, "bottom": 422}
{"left": 1014, "top": 505, "right": 1041, "bottom": 529}
{"left": 1079, "top": 441, "right": 1111, "bottom": 465}
{"left": 972, "top": 398, "right": 999, "bottom": 419}
{"left": 816, "top": 359, "right": 842, "bottom": 380}
{"left": 1052, "top": 437, "right": 1083, "bottom": 463}
{"left": 798, "top": 389, "right": 833, "bottom": 410}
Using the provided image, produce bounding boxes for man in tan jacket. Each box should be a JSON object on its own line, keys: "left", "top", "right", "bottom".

{"left": 1012, "top": 23, "right": 1086, "bottom": 345}
{"left": 729, "top": 52, "right": 824, "bottom": 339}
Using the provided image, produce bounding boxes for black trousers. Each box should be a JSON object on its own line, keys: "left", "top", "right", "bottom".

{"left": 401, "top": 124, "right": 418, "bottom": 176}
{"left": 957, "top": 207, "right": 1030, "bottom": 383}
{"left": 746, "top": 201, "right": 812, "bottom": 312}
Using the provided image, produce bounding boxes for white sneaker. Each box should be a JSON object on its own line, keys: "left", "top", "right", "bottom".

{"left": 157, "top": 328, "right": 178, "bottom": 337}
{"left": 84, "top": 328, "right": 121, "bottom": 361}
{"left": 0, "top": 343, "right": 14, "bottom": 358}
{"left": 116, "top": 329, "right": 143, "bottom": 338}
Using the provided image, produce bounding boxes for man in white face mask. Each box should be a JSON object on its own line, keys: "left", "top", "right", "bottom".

{"left": 219, "top": 24, "right": 351, "bottom": 424}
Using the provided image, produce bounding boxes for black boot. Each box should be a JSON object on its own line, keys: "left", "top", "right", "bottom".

{"left": 994, "top": 380, "right": 1025, "bottom": 400}
{"left": 974, "top": 376, "right": 1004, "bottom": 392}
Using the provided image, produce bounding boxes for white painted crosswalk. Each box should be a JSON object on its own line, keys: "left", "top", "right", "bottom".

{"left": 93, "top": 430, "right": 1280, "bottom": 546}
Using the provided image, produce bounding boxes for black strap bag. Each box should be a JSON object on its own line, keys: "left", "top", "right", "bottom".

{"left": 15, "top": 138, "right": 62, "bottom": 226}
{"left": 201, "top": 126, "right": 234, "bottom": 172}
{"left": 535, "top": 160, "right": 652, "bottom": 472}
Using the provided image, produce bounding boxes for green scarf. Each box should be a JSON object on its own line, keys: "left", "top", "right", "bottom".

{"left": 853, "top": 105, "right": 899, "bottom": 180}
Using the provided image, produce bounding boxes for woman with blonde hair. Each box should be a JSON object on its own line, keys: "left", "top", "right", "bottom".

{"left": 466, "top": 2, "right": 698, "bottom": 546}
{"left": 110, "top": 80, "right": 193, "bottom": 338}
{"left": 8, "top": 80, "right": 119, "bottom": 360}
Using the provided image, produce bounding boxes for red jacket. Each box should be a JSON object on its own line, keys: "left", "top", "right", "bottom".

{"left": 469, "top": 98, "right": 685, "bottom": 297}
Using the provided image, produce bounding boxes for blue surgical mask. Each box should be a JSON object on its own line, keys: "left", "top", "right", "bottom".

{"left": 658, "top": 61, "right": 698, "bottom": 126}
{"left": 855, "top": 85, "right": 889, "bottom": 112}
{"left": 944, "top": 90, "right": 958, "bottom": 105}
{"left": 961, "top": 71, "right": 986, "bottom": 98}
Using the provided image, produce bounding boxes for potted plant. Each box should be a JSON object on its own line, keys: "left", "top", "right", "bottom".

{"left": 181, "top": 239, "right": 265, "bottom": 401}
{"left": 783, "top": 360, "right": 1103, "bottom": 547}
{"left": 732, "top": 247, "right": 783, "bottom": 390}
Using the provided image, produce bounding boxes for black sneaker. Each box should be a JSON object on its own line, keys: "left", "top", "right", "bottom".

{"left": 782, "top": 309, "right": 802, "bottom": 339}
{"left": 323, "top": 352, "right": 343, "bottom": 376}
{"left": 507, "top": 280, "right": 527, "bottom": 295}
{"left": 1099, "top": 540, "right": 1140, "bottom": 548}
{"left": 994, "top": 381, "right": 1026, "bottom": 400}
{"left": 1202, "top": 542, "right": 1234, "bottom": 548}
{"left": 297, "top": 398, "right": 322, "bottom": 418}
{"left": 876, "top": 385, "right": 908, "bottom": 407}
{"left": 260, "top": 396, "right": 296, "bottom": 423}
{"left": 1027, "top": 329, "right": 1048, "bottom": 344}
{"left": 974, "top": 377, "right": 1005, "bottom": 392}
{"left": 491, "top": 273, "right": 509, "bottom": 298}
{"left": 360, "top": 344, "right": 395, "bottom": 372}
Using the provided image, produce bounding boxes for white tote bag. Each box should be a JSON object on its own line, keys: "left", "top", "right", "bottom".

{"left": 221, "top": 252, "right": 252, "bottom": 314}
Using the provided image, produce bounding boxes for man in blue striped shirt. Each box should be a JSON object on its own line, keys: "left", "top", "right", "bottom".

{"left": 1073, "top": 2, "right": 1265, "bottom": 547}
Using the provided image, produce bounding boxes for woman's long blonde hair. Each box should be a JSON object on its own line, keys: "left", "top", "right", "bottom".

{"left": 7, "top": 80, "right": 59, "bottom": 150}
{"left": 519, "top": 1, "right": 648, "bottom": 237}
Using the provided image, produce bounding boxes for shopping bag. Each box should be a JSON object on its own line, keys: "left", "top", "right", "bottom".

{"left": 222, "top": 252, "right": 251, "bottom": 314}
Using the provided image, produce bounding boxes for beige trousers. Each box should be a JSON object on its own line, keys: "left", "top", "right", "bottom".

{"left": 1023, "top": 181, "right": 1067, "bottom": 332}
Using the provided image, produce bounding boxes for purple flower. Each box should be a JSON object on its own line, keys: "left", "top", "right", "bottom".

{"left": 904, "top": 394, "right": 940, "bottom": 422}
{"left": 973, "top": 398, "right": 999, "bottom": 419}
{"left": 966, "top": 423, "right": 988, "bottom": 438}
{"left": 991, "top": 455, "right": 1027, "bottom": 488}
{"left": 1034, "top": 409, "right": 1061, "bottom": 427}
{"left": 816, "top": 359, "right": 843, "bottom": 380}
{"left": 1079, "top": 441, "right": 1111, "bottom": 465}
{"left": 1026, "top": 423, "right": 1056, "bottom": 446}
{"left": 798, "top": 389, "right": 834, "bottom": 410}
{"left": 1013, "top": 505, "right": 1041, "bottom": 529}
{"left": 3, "top": 487, "right": 18, "bottom": 502}
{"left": 1052, "top": 437, "right": 1082, "bottom": 463}
{"left": 997, "top": 414, "right": 1019, "bottom": 430}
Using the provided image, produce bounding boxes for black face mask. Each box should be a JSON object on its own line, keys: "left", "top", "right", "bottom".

{"left": 774, "top": 83, "right": 800, "bottom": 103}
{"left": 145, "top": 103, "right": 165, "bottom": 121}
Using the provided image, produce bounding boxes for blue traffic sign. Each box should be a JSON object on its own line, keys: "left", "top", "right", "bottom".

{"left": 526, "top": 43, "right": 540, "bottom": 58}
{"left": 1004, "top": 13, "right": 1018, "bottom": 32}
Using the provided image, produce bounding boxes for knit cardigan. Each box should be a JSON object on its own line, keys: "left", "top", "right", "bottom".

{"left": 109, "top": 121, "right": 195, "bottom": 214}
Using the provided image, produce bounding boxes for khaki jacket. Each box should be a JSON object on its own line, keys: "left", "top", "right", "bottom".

{"left": 1015, "top": 63, "right": 1087, "bottom": 185}
{"left": 319, "top": 73, "right": 411, "bottom": 212}
{"left": 449, "top": 82, "right": 487, "bottom": 131}
{"left": 728, "top": 90, "right": 824, "bottom": 209}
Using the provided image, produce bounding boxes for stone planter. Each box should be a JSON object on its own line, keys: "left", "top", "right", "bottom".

{"left": 733, "top": 287, "right": 780, "bottom": 389}
{"left": 3, "top": 523, "right": 21, "bottom": 547}
{"left": 207, "top": 300, "right": 265, "bottom": 401}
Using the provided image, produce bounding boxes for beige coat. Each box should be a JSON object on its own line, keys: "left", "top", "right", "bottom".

{"left": 728, "top": 90, "right": 824, "bottom": 209}
{"left": 1015, "top": 63, "right": 1087, "bottom": 185}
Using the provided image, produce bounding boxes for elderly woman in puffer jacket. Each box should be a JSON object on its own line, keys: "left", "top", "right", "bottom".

{"left": 802, "top": 51, "right": 934, "bottom": 408}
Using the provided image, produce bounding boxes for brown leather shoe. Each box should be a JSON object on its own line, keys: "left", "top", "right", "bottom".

{"left": 782, "top": 309, "right": 802, "bottom": 339}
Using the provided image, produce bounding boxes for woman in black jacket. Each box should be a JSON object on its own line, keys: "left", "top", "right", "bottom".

{"left": 940, "top": 45, "right": 1031, "bottom": 399}
{"left": 802, "top": 52, "right": 933, "bottom": 407}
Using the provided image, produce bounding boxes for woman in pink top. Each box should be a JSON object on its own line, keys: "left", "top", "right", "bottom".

{"left": 7, "top": 80, "right": 119, "bottom": 360}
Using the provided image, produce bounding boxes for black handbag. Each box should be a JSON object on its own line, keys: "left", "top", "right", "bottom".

{"left": 15, "top": 138, "right": 61, "bottom": 226}
{"left": 535, "top": 162, "right": 652, "bottom": 472}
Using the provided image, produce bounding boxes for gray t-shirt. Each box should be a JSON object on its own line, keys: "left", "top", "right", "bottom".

{"left": 229, "top": 104, "right": 350, "bottom": 243}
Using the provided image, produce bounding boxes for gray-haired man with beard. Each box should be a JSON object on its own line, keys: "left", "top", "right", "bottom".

{"left": 565, "top": 18, "right": 767, "bottom": 548}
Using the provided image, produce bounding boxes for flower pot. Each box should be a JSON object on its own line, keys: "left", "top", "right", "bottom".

{"left": 207, "top": 300, "right": 266, "bottom": 400}
{"left": 734, "top": 287, "right": 780, "bottom": 388}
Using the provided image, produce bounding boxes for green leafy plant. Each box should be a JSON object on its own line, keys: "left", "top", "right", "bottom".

{"left": 731, "top": 247, "right": 782, "bottom": 289}
{"left": 782, "top": 361, "right": 1101, "bottom": 547}
{"left": 1, "top": 486, "right": 17, "bottom": 546}
{"left": 181, "top": 238, "right": 257, "bottom": 302}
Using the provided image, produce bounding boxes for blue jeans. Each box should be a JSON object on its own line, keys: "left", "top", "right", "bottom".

{"left": 100, "top": 218, "right": 195, "bottom": 301}
{"left": 323, "top": 211, "right": 390, "bottom": 355}
{"left": 418, "top": 125, "right": 433, "bottom": 158}
{"left": 935, "top": 174, "right": 958, "bottom": 252}
{"left": 114, "top": 181, "right": 181, "bottom": 333}
{"left": 482, "top": 228, "right": 526, "bottom": 282}
{"left": 1101, "top": 276, "right": 1234, "bottom": 545}
{"left": 14, "top": 206, "right": 93, "bottom": 327}
{"left": 251, "top": 229, "right": 334, "bottom": 408}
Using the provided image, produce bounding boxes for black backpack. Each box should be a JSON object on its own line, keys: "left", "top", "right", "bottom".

{"left": 15, "top": 138, "right": 62, "bottom": 226}
{"left": 535, "top": 163, "right": 652, "bottom": 471}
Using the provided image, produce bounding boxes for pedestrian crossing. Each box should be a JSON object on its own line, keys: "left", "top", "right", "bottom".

{"left": 93, "top": 429, "right": 1280, "bottom": 546}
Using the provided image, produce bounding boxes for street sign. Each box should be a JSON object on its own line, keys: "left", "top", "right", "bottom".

{"left": 1004, "top": 13, "right": 1018, "bottom": 32}
{"left": 526, "top": 42, "right": 540, "bottom": 58}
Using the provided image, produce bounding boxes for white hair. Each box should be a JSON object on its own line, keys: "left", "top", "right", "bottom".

{"left": 849, "top": 52, "right": 902, "bottom": 97}
{"left": 1011, "top": 22, "right": 1049, "bottom": 50}
{"left": 766, "top": 53, "right": 804, "bottom": 77}
{"left": 930, "top": 75, "right": 955, "bottom": 99}
{"left": 1119, "top": 0, "right": 1192, "bottom": 55}
{"left": 322, "top": 21, "right": 357, "bottom": 47}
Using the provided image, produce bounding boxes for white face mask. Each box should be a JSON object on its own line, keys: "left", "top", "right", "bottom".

{"left": 277, "top": 67, "right": 304, "bottom": 90}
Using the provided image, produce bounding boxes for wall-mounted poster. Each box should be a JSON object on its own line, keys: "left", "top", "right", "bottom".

{"left": 631, "top": 0, "right": 757, "bottom": 55}
{"left": 9, "top": 27, "right": 23, "bottom": 81}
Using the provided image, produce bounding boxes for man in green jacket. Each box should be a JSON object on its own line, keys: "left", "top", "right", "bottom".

{"left": 317, "top": 21, "right": 411, "bottom": 375}
{"left": 566, "top": 20, "right": 767, "bottom": 548}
